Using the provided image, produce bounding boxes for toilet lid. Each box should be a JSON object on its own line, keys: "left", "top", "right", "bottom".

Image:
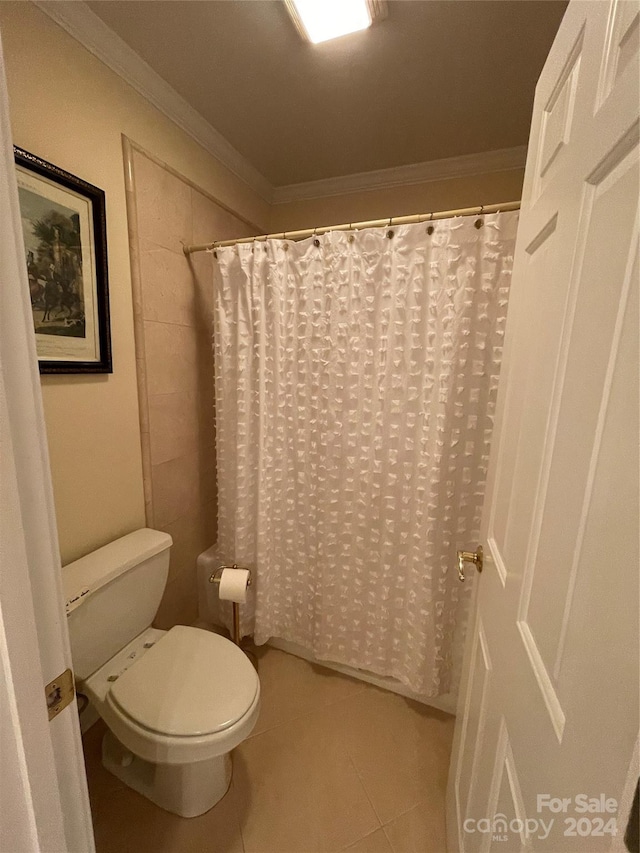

{"left": 109, "top": 626, "right": 259, "bottom": 737}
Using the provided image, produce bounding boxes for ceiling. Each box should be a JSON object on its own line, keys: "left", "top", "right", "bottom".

{"left": 87, "top": 0, "right": 568, "bottom": 187}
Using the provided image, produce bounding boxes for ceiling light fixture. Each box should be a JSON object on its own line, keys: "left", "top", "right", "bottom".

{"left": 285, "top": 0, "right": 386, "bottom": 45}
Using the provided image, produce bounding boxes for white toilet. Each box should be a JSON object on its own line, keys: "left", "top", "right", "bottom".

{"left": 64, "top": 528, "right": 260, "bottom": 818}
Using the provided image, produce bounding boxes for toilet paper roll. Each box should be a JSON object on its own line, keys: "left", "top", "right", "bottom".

{"left": 218, "top": 568, "right": 250, "bottom": 604}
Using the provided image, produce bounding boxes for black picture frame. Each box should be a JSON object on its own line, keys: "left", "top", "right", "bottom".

{"left": 14, "top": 146, "right": 112, "bottom": 374}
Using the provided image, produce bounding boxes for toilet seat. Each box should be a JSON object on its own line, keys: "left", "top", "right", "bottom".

{"left": 109, "top": 625, "right": 259, "bottom": 737}
{"left": 85, "top": 626, "right": 260, "bottom": 766}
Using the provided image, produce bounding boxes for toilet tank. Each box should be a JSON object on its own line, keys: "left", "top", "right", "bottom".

{"left": 63, "top": 528, "right": 172, "bottom": 680}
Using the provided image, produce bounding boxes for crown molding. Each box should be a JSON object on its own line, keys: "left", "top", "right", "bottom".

{"left": 33, "top": 1, "right": 526, "bottom": 209}
{"left": 272, "top": 145, "right": 527, "bottom": 204}
{"left": 33, "top": 0, "right": 273, "bottom": 202}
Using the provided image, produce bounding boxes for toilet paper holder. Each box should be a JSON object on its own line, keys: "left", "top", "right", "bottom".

{"left": 209, "top": 564, "right": 252, "bottom": 647}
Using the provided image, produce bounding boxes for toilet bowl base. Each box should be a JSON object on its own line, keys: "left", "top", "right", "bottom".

{"left": 102, "top": 729, "right": 232, "bottom": 818}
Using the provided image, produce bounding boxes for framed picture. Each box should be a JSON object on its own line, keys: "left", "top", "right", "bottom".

{"left": 14, "top": 147, "right": 112, "bottom": 374}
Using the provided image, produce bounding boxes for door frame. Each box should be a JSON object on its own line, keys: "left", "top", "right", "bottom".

{"left": 0, "top": 32, "right": 95, "bottom": 853}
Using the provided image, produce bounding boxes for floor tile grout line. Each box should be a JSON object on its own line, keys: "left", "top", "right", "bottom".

{"left": 341, "top": 824, "right": 390, "bottom": 852}
{"left": 380, "top": 822, "right": 396, "bottom": 852}
{"left": 380, "top": 801, "right": 418, "bottom": 828}
{"left": 336, "top": 692, "right": 448, "bottom": 837}
{"left": 233, "top": 687, "right": 375, "bottom": 852}
{"left": 342, "top": 751, "right": 385, "bottom": 850}
{"left": 226, "top": 779, "right": 246, "bottom": 853}
{"left": 343, "top": 741, "right": 385, "bottom": 830}
{"left": 245, "top": 682, "right": 370, "bottom": 741}
{"left": 243, "top": 660, "right": 451, "bottom": 830}
{"left": 378, "top": 795, "right": 449, "bottom": 853}
{"left": 337, "top": 689, "right": 391, "bottom": 829}
{"left": 235, "top": 686, "right": 382, "bottom": 852}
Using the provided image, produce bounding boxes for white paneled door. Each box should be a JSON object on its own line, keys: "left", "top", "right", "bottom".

{"left": 447, "top": 1, "right": 639, "bottom": 851}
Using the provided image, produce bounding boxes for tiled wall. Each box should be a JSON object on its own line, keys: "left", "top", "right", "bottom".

{"left": 125, "top": 141, "right": 257, "bottom": 628}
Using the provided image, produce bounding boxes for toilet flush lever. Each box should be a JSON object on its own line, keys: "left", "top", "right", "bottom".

{"left": 456, "top": 545, "right": 483, "bottom": 582}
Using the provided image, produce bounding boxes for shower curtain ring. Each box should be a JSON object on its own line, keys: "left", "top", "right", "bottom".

{"left": 426, "top": 211, "right": 435, "bottom": 235}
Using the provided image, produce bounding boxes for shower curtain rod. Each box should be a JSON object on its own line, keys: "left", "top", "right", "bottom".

{"left": 182, "top": 200, "right": 521, "bottom": 255}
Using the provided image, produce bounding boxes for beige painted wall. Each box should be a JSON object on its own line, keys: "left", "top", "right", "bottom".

{"left": 269, "top": 168, "right": 525, "bottom": 233}
{"left": 0, "top": 2, "right": 268, "bottom": 564}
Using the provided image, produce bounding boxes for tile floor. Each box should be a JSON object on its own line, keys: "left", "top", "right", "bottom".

{"left": 84, "top": 645, "right": 454, "bottom": 853}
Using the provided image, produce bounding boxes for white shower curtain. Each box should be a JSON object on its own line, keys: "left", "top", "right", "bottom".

{"left": 213, "top": 212, "right": 517, "bottom": 696}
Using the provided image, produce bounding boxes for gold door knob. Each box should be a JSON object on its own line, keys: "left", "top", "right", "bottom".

{"left": 456, "top": 545, "right": 483, "bottom": 582}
